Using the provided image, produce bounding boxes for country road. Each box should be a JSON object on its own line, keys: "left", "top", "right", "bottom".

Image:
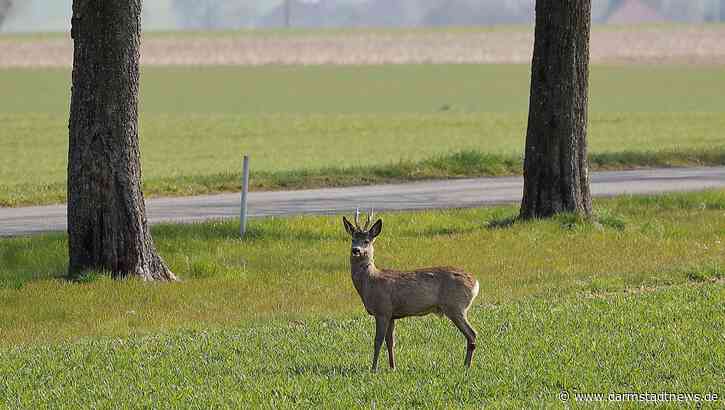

{"left": 1, "top": 167, "right": 724, "bottom": 237}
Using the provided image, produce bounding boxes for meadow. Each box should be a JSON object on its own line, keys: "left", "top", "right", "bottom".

{"left": 1, "top": 24, "right": 724, "bottom": 407}
{"left": 0, "top": 191, "right": 723, "bottom": 406}
{"left": 1, "top": 64, "right": 725, "bottom": 206}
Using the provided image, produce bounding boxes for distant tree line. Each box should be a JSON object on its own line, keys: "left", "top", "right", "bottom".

{"left": 3, "top": 0, "right": 723, "bottom": 32}
{"left": 171, "top": 0, "right": 255, "bottom": 30}
{"left": 0, "top": 0, "right": 14, "bottom": 29}
{"left": 169, "top": 0, "right": 725, "bottom": 30}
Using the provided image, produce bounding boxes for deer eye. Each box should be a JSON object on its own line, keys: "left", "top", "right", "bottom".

{"left": 364, "top": 240, "right": 370, "bottom": 245}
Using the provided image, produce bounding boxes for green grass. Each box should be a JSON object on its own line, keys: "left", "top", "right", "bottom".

{"left": 5, "top": 65, "right": 725, "bottom": 114}
{"left": 0, "top": 284, "right": 722, "bottom": 408}
{"left": 4, "top": 144, "right": 723, "bottom": 207}
{"left": 1, "top": 190, "right": 724, "bottom": 343}
{"left": 1, "top": 64, "right": 724, "bottom": 206}
{"left": 0, "top": 191, "right": 724, "bottom": 407}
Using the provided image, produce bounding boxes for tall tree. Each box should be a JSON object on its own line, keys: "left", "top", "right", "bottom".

{"left": 68, "top": 0, "right": 175, "bottom": 281}
{"left": 520, "top": 0, "right": 593, "bottom": 219}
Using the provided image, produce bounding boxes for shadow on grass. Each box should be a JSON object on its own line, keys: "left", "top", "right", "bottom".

{"left": 153, "top": 220, "right": 337, "bottom": 243}
{"left": 0, "top": 235, "right": 68, "bottom": 289}
{"left": 1, "top": 269, "right": 121, "bottom": 290}
{"left": 486, "top": 215, "right": 518, "bottom": 230}
{"left": 485, "top": 210, "right": 627, "bottom": 231}
{"left": 244, "top": 225, "right": 336, "bottom": 242}
{"left": 418, "top": 225, "right": 483, "bottom": 237}
{"left": 67, "top": 270, "right": 119, "bottom": 284}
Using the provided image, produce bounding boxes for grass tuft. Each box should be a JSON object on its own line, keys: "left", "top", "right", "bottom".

{"left": 594, "top": 208, "right": 627, "bottom": 231}
{"left": 684, "top": 263, "right": 723, "bottom": 283}
{"left": 485, "top": 215, "right": 518, "bottom": 229}
{"left": 612, "top": 189, "right": 725, "bottom": 211}
{"left": 68, "top": 271, "right": 105, "bottom": 284}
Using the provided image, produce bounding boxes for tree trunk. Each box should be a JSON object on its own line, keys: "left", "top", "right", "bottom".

{"left": 520, "top": 0, "right": 593, "bottom": 220}
{"left": 68, "top": 0, "right": 175, "bottom": 281}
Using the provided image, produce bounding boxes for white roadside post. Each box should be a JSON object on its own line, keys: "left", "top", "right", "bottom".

{"left": 240, "top": 155, "right": 250, "bottom": 238}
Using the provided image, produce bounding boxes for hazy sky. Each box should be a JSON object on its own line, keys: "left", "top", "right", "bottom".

{"left": 1, "top": 1, "right": 719, "bottom": 33}
{"left": 1, "top": 0, "right": 370, "bottom": 32}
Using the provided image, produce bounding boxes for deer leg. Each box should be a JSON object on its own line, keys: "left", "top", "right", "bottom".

{"left": 462, "top": 316, "right": 478, "bottom": 368}
{"left": 371, "top": 315, "right": 390, "bottom": 372}
{"left": 448, "top": 313, "right": 477, "bottom": 368}
{"left": 385, "top": 319, "right": 396, "bottom": 370}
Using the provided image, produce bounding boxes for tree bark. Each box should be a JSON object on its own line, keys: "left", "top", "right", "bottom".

{"left": 68, "top": 0, "right": 175, "bottom": 281}
{"left": 520, "top": 0, "right": 593, "bottom": 220}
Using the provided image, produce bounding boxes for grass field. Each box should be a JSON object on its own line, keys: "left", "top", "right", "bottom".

{"left": 0, "top": 191, "right": 723, "bottom": 406}
{"left": 1, "top": 286, "right": 722, "bottom": 407}
{"left": 1, "top": 64, "right": 724, "bottom": 206}
{"left": 2, "top": 25, "right": 724, "bottom": 407}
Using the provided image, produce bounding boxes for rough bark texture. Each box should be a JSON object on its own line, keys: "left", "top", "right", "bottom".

{"left": 68, "top": 0, "right": 175, "bottom": 281}
{"left": 520, "top": 0, "right": 593, "bottom": 219}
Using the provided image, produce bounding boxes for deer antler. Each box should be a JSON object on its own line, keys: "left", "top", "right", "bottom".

{"left": 354, "top": 208, "right": 361, "bottom": 230}
{"left": 364, "top": 208, "right": 375, "bottom": 230}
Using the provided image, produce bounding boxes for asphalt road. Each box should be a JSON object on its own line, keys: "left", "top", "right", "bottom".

{"left": 1, "top": 167, "right": 723, "bottom": 237}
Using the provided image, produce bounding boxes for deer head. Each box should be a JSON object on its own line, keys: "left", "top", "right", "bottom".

{"left": 342, "top": 208, "right": 382, "bottom": 261}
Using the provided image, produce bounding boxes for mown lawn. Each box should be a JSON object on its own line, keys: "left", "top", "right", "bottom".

{"left": 0, "top": 191, "right": 723, "bottom": 407}
{"left": 1, "top": 64, "right": 724, "bottom": 206}
{"left": 0, "top": 285, "right": 722, "bottom": 408}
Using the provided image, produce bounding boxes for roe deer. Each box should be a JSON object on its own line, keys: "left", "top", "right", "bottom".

{"left": 342, "top": 209, "right": 479, "bottom": 371}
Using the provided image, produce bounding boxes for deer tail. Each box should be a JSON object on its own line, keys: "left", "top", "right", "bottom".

{"left": 470, "top": 280, "right": 480, "bottom": 303}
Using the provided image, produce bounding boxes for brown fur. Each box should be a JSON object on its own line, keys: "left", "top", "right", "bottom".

{"left": 343, "top": 215, "right": 479, "bottom": 370}
{"left": 354, "top": 267, "right": 478, "bottom": 319}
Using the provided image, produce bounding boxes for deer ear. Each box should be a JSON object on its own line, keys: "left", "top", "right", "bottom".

{"left": 369, "top": 219, "right": 383, "bottom": 238}
{"left": 342, "top": 216, "right": 355, "bottom": 236}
